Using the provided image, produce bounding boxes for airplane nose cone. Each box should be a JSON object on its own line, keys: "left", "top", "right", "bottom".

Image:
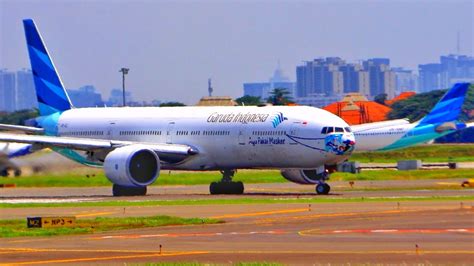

{"left": 324, "top": 133, "right": 356, "bottom": 156}
{"left": 341, "top": 133, "right": 356, "bottom": 154}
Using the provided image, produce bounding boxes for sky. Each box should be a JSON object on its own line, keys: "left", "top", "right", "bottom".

{"left": 1, "top": 0, "right": 473, "bottom": 104}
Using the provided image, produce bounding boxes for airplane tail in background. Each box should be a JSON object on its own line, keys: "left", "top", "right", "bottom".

{"left": 23, "top": 19, "right": 73, "bottom": 117}
{"left": 417, "top": 83, "right": 470, "bottom": 126}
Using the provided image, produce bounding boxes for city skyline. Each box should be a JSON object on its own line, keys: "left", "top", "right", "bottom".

{"left": 1, "top": 1, "right": 473, "bottom": 104}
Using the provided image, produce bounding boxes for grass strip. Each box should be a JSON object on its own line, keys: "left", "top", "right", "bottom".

{"left": 1, "top": 195, "right": 472, "bottom": 209}
{"left": 332, "top": 169, "right": 474, "bottom": 181}
{"left": 0, "top": 215, "right": 221, "bottom": 238}
{"left": 0, "top": 170, "right": 285, "bottom": 187}
{"left": 351, "top": 144, "right": 474, "bottom": 163}
{"left": 2, "top": 168, "right": 474, "bottom": 187}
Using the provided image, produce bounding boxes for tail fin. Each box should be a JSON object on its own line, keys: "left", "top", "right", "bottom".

{"left": 417, "top": 82, "right": 470, "bottom": 126}
{"left": 23, "top": 19, "right": 73, "bottom": 116}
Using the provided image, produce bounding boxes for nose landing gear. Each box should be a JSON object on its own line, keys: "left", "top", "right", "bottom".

{"left": 316, "top": 182, "right": 331, "bottom": 195}
{"left": 315, "top": 169, "right": 331, "bottom": 195}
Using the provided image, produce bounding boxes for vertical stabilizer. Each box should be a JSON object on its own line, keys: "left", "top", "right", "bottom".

{"left": 23, "top": 19, "right": 73, "bottom": 116}
{"left": 417, "top": 83, "right": 470, "bottom": 126}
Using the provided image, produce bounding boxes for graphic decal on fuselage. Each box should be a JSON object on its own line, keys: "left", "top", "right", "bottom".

{"left": 271, "top": 112, "right": 288, "bottom": 128}
{"left": 249, "top": 137, "right": 286, "bottom": 146}
{"left": 325, "top": 134, "right": 355, "bottom": 155}
{"left": 207, "top": 112, "right": 270, "bottom": 124}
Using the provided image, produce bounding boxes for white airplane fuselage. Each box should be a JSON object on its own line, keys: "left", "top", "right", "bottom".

{"left": 354, "top": 123, "right": 416, "bottom": 151}
{"left": 53, "top": 106, "right": 355, "bottom": 170}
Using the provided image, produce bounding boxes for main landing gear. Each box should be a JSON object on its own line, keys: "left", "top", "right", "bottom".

{"left": 112, "top": 184, "right": 147, "bottom": 196}
{"left": 315, "top": 170, "right": 331, "bottom": 195}
{"left": 209, "top": 170, "right": 244, "bottom": 195}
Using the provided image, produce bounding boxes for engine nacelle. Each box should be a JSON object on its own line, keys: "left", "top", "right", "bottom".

{"left": 104, "top": 145, "right": 160, "bottom": 187}
{"left": 280, "top": 167, "right": 327, "bottom": 185}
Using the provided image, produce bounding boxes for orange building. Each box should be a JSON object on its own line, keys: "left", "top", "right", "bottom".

{"left": 323, "top": 93, "right": 392, "bottom": 125}
{"left": 323, "top": 92, "right": 417, "bottom": 125}
{"left": 385, "top": 91, "right": 416, "bottom": 106}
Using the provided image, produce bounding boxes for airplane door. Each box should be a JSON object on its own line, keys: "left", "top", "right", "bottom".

{"left": 166, "top": 122, "right": 175, "bottom": 144}
{"left": 238, "top": 125, "right": 247, "bottom": 145}
{"left": 106, "top": 122, "right": 117, "bottom": 140}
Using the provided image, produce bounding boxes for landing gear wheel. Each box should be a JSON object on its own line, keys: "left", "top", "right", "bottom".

{"left": 0, "top": 170, "right": 8, "bottom": 177}
{"left": 112, "top": 184, "right": 147, "bottom": 196}
{"left": 316, "top": 183, "right": 330, "bottom": 195}
{"left": 13, "top": 169, "right": 21, "bottom": 177}
{"left": 209, "top": 181, "right": 244, "bottom": 195}
{"left": 209, "top": 170, "right": 244, "bottom": 195}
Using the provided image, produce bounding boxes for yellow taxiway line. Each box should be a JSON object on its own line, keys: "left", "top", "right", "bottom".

{"left": 211, "top": 208, "right": 309, "bottom": 219}
{"left": 0, "top": 251, "right": 208, "bottom": 265}
{"left": 75, "top": 211, "right": 116, "bottom": 218}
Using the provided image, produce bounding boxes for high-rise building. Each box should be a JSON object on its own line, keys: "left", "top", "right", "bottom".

{"left": 418, "top": 63, "right": 442, "bottom": 92}
{"left": 339, "top": 64, "right": 370, "bottom": 96}
{"left": 419, "top": 55, "right": 474, "bottom": 92}
{"left": 0, "top": 70, "right": 16, "bottom": 112}
{"left": 16, "top": 69, "right": 37, "bottom": 110}
{"left": 108, "top": 88, "right": 133, "bottom": 106}
{"left": 68, "top": 85, "right": 104, "bottom": 108}
{"left": 392, "top": 67, "right": 418, "bottom": 94}
{"left": 295, "top": 58, "right": 344, "bottom": 97}
{"left": 296, "top": 57, "right": 394, "bottom": 99}
{"left": 243, "top": 64, "right": 295, "bottom": 100}
{"left": 363, "top": 58, "right": 395, "bottom": 99}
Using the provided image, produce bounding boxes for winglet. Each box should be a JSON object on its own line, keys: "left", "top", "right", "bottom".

{"left": 417, "top": 83, "right": 470, "bottom": 126}
{"left": 23, "top": 19, "right": 73, "bottom": 116}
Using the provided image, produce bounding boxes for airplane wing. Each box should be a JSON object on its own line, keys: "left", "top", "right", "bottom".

{"left": 0, "top": 123, "right": 44, "bottom": 134}
{"left": 351, "top": 119, "right": 410, "bottom": 133}
{"left": 0, "top": 133, "right": 199, "bottom": 161}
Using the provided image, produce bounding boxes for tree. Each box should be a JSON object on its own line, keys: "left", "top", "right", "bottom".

{"left": 388, "top": 89, "right": 448, "bottom": 122}
{"left": 388, "top": 85, "right": 474, "bottom": 143}
{"left": 374, "top": 93, "right": 387, "bottom": 105}
{"left": 266, "top": 88, "right": 294, "bottom": 106}
{"left": 235, "top": 95, "right": 262, "bottom": 106}
{"left": 159, "top": 102, "right": 186, "bottom": 107}
{"left": 0, "top": 109, "right": 39, "bottom": 125}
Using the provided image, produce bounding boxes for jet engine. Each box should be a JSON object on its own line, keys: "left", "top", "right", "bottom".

{"left": 104, "top": 145, "right": 160, "bottom": 187}
{"left": 280, "top": 168, "right": 327, "bottom": 184}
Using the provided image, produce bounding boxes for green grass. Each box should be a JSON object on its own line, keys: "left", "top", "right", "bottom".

{"left": 331, "top": 169, "right": 474, "bottom": 181}
{"left": 0, "top": 170, "right": 286, "bottom": 187}
{"left": 0, "top": 215, "right": 221, "bottom": 238}
{"left": 1, "top": 168, "right": 472, "bottom": 188}
{"left": 351, "top": 144, "right": 474, "bottom": 163}
{"left": 1, "top": 195, "right": 472, "bottom": 209}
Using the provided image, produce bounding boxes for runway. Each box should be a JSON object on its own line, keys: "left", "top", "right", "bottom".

{"left": 1, "top": 184, "right": 473, "bottom": 264}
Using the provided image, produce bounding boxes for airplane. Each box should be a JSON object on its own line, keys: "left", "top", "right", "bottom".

{"left": 0, "top": 19, "right": 356, "bottom": 196}
{"left": 351, "top": 82, "right": 472, "bottom": 151}
{"left": 0, "top": 143, "right": 34, "bottom": 176}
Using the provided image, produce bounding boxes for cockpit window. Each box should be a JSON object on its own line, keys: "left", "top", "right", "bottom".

{"left": 344, "top": 127, "right": 352, "bottom": 133}
{"left": 327, "top": 127, "right": 334, "bottom": 134}
{"left": 335, "top": 127, "right": 344, "bottom": 133}
{"left": 321, "top": 127, "right": 327, "bottom": 134}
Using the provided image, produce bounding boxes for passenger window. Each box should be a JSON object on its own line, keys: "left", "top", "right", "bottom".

{"left": 321, "top": 127, "right": 327, "bottom": 134}
{"left": 335, "top": 127, "right": 344, "bottom": 133}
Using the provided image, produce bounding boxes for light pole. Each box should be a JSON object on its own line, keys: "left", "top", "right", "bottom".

{"left": 119, "top": 68, "right": 129, "bottom": 107}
